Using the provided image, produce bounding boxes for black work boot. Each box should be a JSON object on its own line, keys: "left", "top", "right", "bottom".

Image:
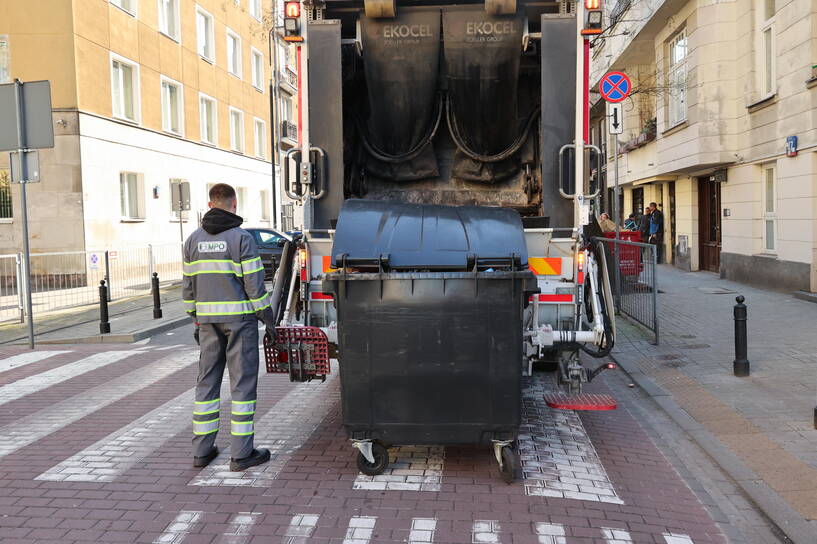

{"left": 193, "top": 446, "right": 218, "bottom": 468}
{"left": 230, "top": 448, "right": 271, "bottom": 471}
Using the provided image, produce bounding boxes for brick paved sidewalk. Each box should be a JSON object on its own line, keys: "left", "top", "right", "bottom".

{"left": 0, "top": 344, "right": 730, "bottom": 544}
{"left": 611, "top": 265, "right": 817, "bottom": 542}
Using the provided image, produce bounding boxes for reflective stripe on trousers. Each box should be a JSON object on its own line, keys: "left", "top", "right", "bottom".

{"left": 193, "top": 397, "right": 220, "bottom": 435}
{"left": 231, "top": 399, "right": 256, "bottom": 437}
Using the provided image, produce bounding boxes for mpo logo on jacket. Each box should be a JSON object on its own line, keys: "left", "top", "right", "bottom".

{"left": 198, "top": 241, "right": 227, "bottom": 253}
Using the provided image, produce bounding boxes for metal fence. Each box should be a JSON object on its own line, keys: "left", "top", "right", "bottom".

{"left": 595, "top": 237, "right": 659, "bottom": 344}
{"left": 0, "top": 244, "right": 183, "bottom": 325}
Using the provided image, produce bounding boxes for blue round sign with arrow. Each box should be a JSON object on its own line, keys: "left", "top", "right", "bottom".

{"left": 600, "top": 71, "right": 632, "bottom": 103}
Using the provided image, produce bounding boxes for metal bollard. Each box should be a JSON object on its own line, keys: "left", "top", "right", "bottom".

{"left": 99, "top": 280, "right": 111, "bottom": 334}
{"left": 152, "top": 272, "right": 163, "bottom": 319}
{"left": 733, "top": 295, "right": 749, "bottom": 377}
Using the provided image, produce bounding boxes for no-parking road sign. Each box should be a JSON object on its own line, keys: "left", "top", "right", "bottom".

{"left": 600, "top": 71, "right": 632, "bottom": 103}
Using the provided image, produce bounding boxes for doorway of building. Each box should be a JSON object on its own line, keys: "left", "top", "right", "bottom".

{"left": 698, "top": 177, "right": 721, "bottom": 272}
{"left": 669, "top": 182, "right": 676, "bottom": 264}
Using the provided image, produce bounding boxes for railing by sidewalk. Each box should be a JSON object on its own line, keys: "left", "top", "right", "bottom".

{"left": 0, "top": 244, "right": 183, "bottom": 325}
{"left": 595, "top": 237, "right": 659, "bottom": 344}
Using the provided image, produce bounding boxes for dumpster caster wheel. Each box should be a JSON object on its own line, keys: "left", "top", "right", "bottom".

{"left": 356, "top": 442, "right": 389, "bottom": 476}
{"left": 499, "top": 447, "right": 520, "bottom": 484}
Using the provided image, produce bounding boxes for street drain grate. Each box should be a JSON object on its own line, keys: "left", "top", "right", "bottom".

{"left": 679, "top": 344, "right": 711, "bottom": 349}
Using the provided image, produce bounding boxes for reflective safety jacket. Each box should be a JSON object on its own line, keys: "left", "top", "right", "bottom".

{"left": 182, "top": 209, "right": 274, "bottom": 324}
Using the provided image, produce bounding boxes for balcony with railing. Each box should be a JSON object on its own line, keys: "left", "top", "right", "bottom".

{"left": 280, "top": 120, "right": 298, "bottom": 149}
{"left": 279, "top": 67, "right": 298, "bottom": 95}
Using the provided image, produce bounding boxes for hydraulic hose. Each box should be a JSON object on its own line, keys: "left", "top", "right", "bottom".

{"left": 356, "top": 94, "right": 444, "bottom": 164}
{"left": 446, "top": 95, "right": 541, "bottom": 163}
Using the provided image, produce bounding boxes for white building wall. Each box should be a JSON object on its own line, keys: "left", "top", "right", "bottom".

{"left": 78, "top": 114, "right": 274, "bottom": 250}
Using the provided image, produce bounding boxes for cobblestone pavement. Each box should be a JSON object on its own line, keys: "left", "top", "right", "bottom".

{"left": 611, "top": 265, "right": 817, "bottom": 538}
{"left": 0, "top": 341, "right": 776, "bottom": 544}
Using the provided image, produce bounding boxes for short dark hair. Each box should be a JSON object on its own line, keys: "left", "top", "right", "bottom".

{"left": 628, "top": 213, "right": 636, "bottom": 219}
{"left": 209, "top": 183, "right": 236, "bottom": 206}
{"left": 649, "top": 202, "right": 658, "bottom": 208}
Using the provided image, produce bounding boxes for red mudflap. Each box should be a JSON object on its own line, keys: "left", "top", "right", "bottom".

{"left": 544, "top": 392, "right": 617, "bottom": 411}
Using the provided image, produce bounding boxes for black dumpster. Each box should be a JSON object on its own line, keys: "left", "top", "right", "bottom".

{"left": 324, "top": 200, "right": 536, "bottom": 482}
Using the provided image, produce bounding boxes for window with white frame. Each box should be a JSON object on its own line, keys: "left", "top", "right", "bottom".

{"left": 120, "top": 172, "right": 144, "bottom": 220}
{"left": 757, "top": 0, "right": 775, "bottom": 96}
{"left": 196, "top": 6, "right": 215, "bottom": 62}
{"left": 260, "top": 190, "right": 270, "bottom": 221}
{"left": 199, "top": 93, "right": 217, "bottom": 145}
{"left": 249, "top": 0, "right": 262, "bottom": 20}
{"left": 667, "top": 30, "right": 687, "bottom": 127}
{"left": 236, "top": 187, "right": 247, "bottom": 218}
{"left": 111, "top": 55, "right": 139, "bottom": 122}
{"left": 227, "top": 28, "right": 242, "bottom": 78}
{"left": 0, "top": 170, "right": 12, "bottom": 219}
{"left": 0, "top": 36, "right": 9, "bottom": 84}
{"left": 229, "top": 107, "right": 245, "bottom": 152}
{"left": 158, "top": 0, "right": 180, "bottom": 40}
{"left": 251, "top": 48, "right": 264, "bottom": 90}
{"left": 762, "top": 164, "right": 776, "bottom": 252}
{"left": 161, "top": 76, "right": 183, "bottom": 135}
{"left": 254, "top": 118, "right": 266, "bottom": 158}
{"left": 111, "top": 0, "right": 136, "bottom": 15}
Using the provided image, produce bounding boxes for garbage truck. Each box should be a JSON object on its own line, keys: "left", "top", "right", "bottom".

{"left": 264, "top": 0, "right": 618, "bottom": 478}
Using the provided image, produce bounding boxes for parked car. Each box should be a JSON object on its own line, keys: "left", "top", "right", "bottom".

{"left": 245, "top": 228, "right": 292, "bottom": 281}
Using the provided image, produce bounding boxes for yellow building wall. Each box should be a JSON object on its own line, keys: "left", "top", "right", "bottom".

{"left": 72, "top": 0, "right": 272, "bottom": 156}
{"left": 0, "top": 0, "right": 78, "bottom": 107}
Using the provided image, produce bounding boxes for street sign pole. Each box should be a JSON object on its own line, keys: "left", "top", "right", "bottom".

{"left": 613, "top": 134, "right": 621, "bottom": 310}
{"left": 602, "top": 79, "right": 630, "bottom": 314}
{"left": 178, "top": 193, "right": 184, "bottom": 243}
{"left": 13, "top": 80, "right": 34, "bottom": 349}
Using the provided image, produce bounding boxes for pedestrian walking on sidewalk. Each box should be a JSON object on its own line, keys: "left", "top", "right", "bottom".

{"left": 183, "top": 183, "right": 276, "bottom": 471}
{"left": 647, "top": 202, "right": 664, "bottom": 264}
{"left": 638, "top": 207, "right": 651, "bottom": 242}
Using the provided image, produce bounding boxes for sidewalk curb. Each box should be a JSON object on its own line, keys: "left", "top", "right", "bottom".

{"left": 611, "top": 350, "right": 817, "bottom": 544}
{"left": 32, "top": 316, "right": 191, "bottom": 345}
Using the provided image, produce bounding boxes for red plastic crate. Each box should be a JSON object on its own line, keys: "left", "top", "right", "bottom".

{"left": 264, "top": 326, "right": 330, "bottom": 381}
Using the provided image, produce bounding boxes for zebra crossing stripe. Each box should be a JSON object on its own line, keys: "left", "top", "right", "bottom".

{"left": 153, "top": 510, "right": 203, "bottom": 544}
{"left": 408, "top": 518, "right": 437, "bottom": 543}
{"left": 353, "top": 445, "right": 444, "bottom": 492}
{"left": 0, "top": 350, "right": 197, "bottom": 462}
{"left": 218, "top": 512, "right": 262, "bottom": 544}
{"left": 533, "top": 523, "right": 566, "bottom": 544}
{"left": 342, "top": 516, "right": 377, "bottom": 544}
{"left": 472, "top": 520, "right": 502, "bottom": 543}
{"left": 190, "top": 368, "right": 340, "bottom": 487}
{"left": 283, "top": 513, "right": 319, "bottom": 543}
{"left": 663, "top": 534, "right": 695, "bottom": 544}
{"left": 0, "top": 351, "right": 71, "bottom": 374}
{"left": 601, "top": 527, "right": 633, "bottom": 543}
{"left": 35, "top": 389, "right": 195, "bottom": 482}
{"left": 521, "top": 375, "right": 624, "bottom": 504}
{"left": 0, "top": 351, "right": 136, "bottom": 407}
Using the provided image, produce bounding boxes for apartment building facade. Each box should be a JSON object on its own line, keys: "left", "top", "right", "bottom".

{"left": 0, "top": 0, "right": 277, "bottom": 254}
{"left": 590, "top": 0, "right": 817, "bottom": 293}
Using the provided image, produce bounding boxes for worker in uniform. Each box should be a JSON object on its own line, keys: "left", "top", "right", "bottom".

{"left": 183, "top": 183, "right": 276, "bottom": 471}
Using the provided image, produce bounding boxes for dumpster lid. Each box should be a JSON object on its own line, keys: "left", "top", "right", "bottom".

{"left": 331, "top": 200, "right": 528, "bottom": 270}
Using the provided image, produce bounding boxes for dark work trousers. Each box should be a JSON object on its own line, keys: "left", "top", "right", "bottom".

{"left": 192, "top": 320, "right": 259, "bottom": 460}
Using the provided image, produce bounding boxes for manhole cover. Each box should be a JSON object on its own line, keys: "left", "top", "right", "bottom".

{"left": 697, "top": 287, "right": 737, "bottom": 294}
{"left": 679, "top": 344, "right": 710, "bottom": 349}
